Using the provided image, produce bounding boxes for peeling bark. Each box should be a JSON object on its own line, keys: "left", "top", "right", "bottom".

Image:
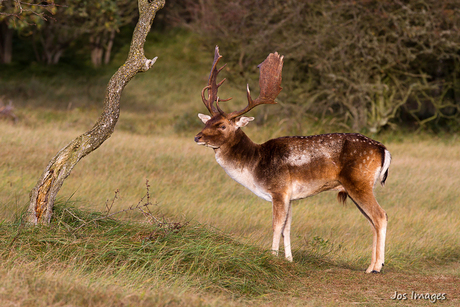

{"left": 27, "top": 0, "right": 166, "bottom": 225}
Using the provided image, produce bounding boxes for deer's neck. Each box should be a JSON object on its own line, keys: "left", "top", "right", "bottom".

{"left": 214, "top": 129, "right": 272, "bottom": 201}
{"left": 214, "top": 129, "right": 259, "bottom": 168}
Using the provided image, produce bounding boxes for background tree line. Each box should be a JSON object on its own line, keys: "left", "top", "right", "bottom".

{"left": 1, "top": 0, "right": 460, "bottom": 132}
{"left": 0, "top": 0, "right": 138, "bottom": 66}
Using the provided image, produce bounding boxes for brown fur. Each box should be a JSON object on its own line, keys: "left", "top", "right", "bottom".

{"left": 338, "top": 191, "right": 348, "bottom": 204}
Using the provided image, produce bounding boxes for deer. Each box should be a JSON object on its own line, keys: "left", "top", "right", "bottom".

{"left": 194, "top": 46, "right": 391, "bottom": 273}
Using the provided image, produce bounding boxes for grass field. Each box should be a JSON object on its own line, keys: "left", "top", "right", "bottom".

{"left": 1, "top": 31, "right": 459, "bottom": 306}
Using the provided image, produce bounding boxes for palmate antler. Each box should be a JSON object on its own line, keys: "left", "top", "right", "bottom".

{"left": 226, "top": 51, "right": 284, "bottom": 119}
{"left": 201, "top": 46, "right": 284, "bottom": 119}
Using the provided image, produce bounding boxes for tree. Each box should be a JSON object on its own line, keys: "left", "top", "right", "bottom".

{"left": 27, "top": 0, "right": 165, "bottom": 225}
{"left": 31, "top": 4, "right": 78, "bottom": 65}
{"left": 1, "top": 1, "right": 139, "bottom": 66}
{"left": 50, "top": 0, "right": 139, "bottom": 67}
{"left": 29, "top": 0, "right": 135, "bottom": 65}
{"left": 0, "top": 0, "right": 56, "bottom": 63}
{"left": 82, "top": 0, "right": 139, "bottom": 67}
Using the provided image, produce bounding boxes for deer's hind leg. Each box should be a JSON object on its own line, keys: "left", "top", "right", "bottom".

{"left": 341, "top": 180, "right": 388, "bottom": 273}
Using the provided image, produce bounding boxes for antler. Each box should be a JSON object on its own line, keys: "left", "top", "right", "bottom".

{"left": 201, "top": 46, "right": 232, "bottom": 116}
{"left": 225, "top": 52, "right": 284, "bottom": 120}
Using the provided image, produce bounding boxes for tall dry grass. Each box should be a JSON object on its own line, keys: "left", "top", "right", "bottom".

{"left": 1, "top": 30, "right": 459, "bottom": 306}
{"left": 1, "top": 119, "right": 459, "bottom": 275}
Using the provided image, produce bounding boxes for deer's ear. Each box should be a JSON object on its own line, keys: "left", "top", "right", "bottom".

{"left": 198, "top": 113, "right": 212, "bottom": 124}
{"left": 235, "top": 116, "right": 254, "bottom": 128}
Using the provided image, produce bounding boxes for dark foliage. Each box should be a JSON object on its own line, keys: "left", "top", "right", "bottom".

{"left": 174, "top": 0, "right": 460, "bottom": 132}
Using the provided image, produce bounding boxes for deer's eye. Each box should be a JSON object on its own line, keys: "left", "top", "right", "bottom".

{"left": 220, "top": 125, "right": 226, "bottom": 130}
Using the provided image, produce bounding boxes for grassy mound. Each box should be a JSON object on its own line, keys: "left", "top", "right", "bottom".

{"left": 1, "top": 202, "right": 300, "bottom": 299}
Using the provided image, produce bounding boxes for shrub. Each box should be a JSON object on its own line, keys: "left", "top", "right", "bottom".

{"left": 174, "top": 0, "right": 460, "bottom": 132}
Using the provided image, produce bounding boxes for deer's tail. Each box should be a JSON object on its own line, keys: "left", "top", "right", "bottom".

{"left": 380, "top": 149, "right": 391, "bottom": 186}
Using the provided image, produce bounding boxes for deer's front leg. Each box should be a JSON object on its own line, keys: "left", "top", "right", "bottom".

{"left": 282, "top": 203, "right": 293, "bottom": 261}
{"left": 271, "top": 194, "right": 293, "bottom": 261}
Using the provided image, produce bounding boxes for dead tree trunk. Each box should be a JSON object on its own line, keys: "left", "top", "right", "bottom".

{"left": 27, "top": 0, "right": 166, "bottom": 225}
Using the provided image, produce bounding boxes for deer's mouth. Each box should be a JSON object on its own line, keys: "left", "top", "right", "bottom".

{"left": 196, "top": 141, "right": 219, "bottom": 149}
{"left": 195, "top": 135, "right": 219, "bottom": 149}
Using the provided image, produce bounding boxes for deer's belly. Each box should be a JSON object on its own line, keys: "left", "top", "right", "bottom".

{"left": 291, "top": 179, "right": 343, "bottom": 200}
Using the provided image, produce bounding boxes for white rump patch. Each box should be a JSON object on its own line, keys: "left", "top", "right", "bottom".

{"left": 380, "top": 149, "right": 391, "bottom": 184}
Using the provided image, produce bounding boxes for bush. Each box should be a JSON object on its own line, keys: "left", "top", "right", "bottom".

{"left": 175, "top": 0, "right": 460, "bottom": 132}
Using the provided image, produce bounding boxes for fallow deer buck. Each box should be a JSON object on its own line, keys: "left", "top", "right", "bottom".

{"left": 194, "top": 46, "right": 391, "bottom": 273}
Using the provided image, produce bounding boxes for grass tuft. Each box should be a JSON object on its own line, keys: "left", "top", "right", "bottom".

{"left": 1, "top": 202, "right": 296, "bottom": 298}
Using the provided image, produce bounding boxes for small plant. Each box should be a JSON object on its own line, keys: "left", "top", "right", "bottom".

{"left": 53, "top": 180, "right": 188, "bottom": 237}
{"left": 0, "top": 97, "right": 17, "bottom": 123}
{"left": 308, "top": 236, "right": 343, "bottom": 257}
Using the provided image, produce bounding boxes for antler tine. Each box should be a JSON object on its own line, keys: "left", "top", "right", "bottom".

{"left": 227, "top": 52, "right": 284, "bottom": 120}
{"left": 201, "top": 46, "right": 232, "bottom": 116}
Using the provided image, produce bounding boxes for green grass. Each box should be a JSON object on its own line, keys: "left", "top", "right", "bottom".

{"left": 1, "top": 29, "right": 460, "bottom": 306}
{"left": 1, "top": 203, "right": 296, "bottom": 297}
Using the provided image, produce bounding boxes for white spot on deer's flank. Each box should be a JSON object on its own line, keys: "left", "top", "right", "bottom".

{"left": 287, "top": 153, "right": 311, "bottom": 166}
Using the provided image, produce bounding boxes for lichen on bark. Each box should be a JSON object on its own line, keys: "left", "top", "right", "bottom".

{"left": 27, "top": 0, "right": 165, "bottom": 225}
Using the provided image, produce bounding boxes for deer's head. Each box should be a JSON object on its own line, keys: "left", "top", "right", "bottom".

{"left": 194, "top": 46, "right": 283, "bottom": 149}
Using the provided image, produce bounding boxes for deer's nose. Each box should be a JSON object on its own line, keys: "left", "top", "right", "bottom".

{"left": 194, "top": 134, "right": 202, "bottom": 143}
